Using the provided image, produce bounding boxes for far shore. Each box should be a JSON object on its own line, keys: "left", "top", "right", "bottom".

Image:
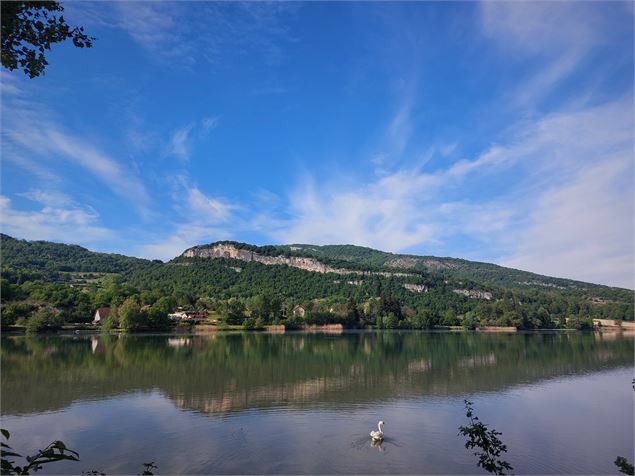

{"left": 3, "top": 322, "right": 633, "bottom": 336}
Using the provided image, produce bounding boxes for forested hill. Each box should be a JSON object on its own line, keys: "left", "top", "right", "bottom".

{"left": 184, "top": 240, "right": 628, "bottom": 293}
{"left": 1, "top": 234, "right": 633, "bottom": 331}
{"left": 0, "top": 234, "right": 155, "bottom": 273}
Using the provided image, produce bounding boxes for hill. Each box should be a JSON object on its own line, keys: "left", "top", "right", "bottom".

{"left": 1, "top": 234, "right": 633, "bottom": 331}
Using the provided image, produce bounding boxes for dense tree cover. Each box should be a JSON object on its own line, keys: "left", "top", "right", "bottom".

{"left": 1, "top": 1, "right": 94, "bottom": 78}
{"left": 1, "top": 234, "right": 632, "bottom": 332}
{"left": 1, "top": 234, "right": 156, "bottom": 274}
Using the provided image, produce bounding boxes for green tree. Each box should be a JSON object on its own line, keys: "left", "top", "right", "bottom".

{"left": 223, "top": 298, "right": 246, "bottom": 325}
{"left": 1, "top": 1, "right": 94, "bottom": 78}
{"left": 25, "top": 307, "right": 62, "bottom": 333}
{"left": 118, "top": 297, "right": 144, "bottom": 331}
{"left": 459, "top": 400, "right": 513, "bottom": 475}
{"left": 144, "top": 296, "right": 173, "bottom": 329}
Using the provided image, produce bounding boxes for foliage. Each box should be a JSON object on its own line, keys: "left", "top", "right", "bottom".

{"left": 458, "top": 400, "right": 513, "bottom": 475}
{"left": 118, "top": 297, "right": 144, "bottom": 331}
{"left": 25, "top": 308, "right": 62, "bottom": 333}
{"left": 1, "top": 1, "right": 94, "bottom": 78}
{"left": 1, "top": 234, "right": 633, "bottom": 332}
{"left": 566, "top": 315, "right": 594, "bottom": 330}
{"left": 615, "top": 457, "right": 635, "bottom": 475}
{"left": 1, "top": 429, "right": 158, "bottom": 475}
{"left": 1, "top": 428, "right": 79, "bottom": 474}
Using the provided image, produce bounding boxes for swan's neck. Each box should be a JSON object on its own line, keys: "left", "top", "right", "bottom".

{"left": 378, "top": 422, "right": 383, "bottom": 432}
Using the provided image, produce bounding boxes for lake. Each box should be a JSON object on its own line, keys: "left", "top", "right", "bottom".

{"left": 1, "top": 331, "right": 633, "bottom": 474}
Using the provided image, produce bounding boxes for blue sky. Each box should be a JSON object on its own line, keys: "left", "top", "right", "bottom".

{"left": 1, "top": 1, "right": 633, "bottom": 288}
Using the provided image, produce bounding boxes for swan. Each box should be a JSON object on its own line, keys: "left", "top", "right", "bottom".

{"left": 370, "top": 420, "right": 385, "bottom": 440}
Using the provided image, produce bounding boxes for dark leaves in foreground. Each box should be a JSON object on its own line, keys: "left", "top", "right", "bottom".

{"left": 1, "top": 1, "right": 94, "bottom": 78}
{"left": 615, "top": 456, "right": 635, "bottom": 475}
{"left": 1, "top": 428, "right": 79, "bottom": 475}
{"left": 458, "top": 400, "right": 513, "bottom": 475}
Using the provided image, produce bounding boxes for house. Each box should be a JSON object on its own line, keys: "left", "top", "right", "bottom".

{"left": 168, "top": 311, "right": 207, "bottom": 322}
{"left": 292, "top": 305, "right": 306, "bottom": 318}
{"left": 92, "top": 307, "right": 111, "bottom": 325}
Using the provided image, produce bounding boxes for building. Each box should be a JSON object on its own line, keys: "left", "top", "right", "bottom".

{"left": 92, "top": 307, "right": 111, "bottom": 325}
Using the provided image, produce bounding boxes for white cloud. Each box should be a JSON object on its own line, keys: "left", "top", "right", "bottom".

{"left": 167, "top": 125, "right": 194, "bottom": 162}
{"left": 138, "top": 224, "right": 231, "bottom": 262}
{"left": 270, "top": 96, "right": 633, "bottom": 287}
{"left": 17, "top": 189, "right": 73, "bottom": 208}
{"left": 2, "top": 99, "right": 151, "bottom": 216}
{"left": 501, "top": 155, "right": 633, "bottom": 289}
{"left": 138, "top": 182, "right": 237, "bottom": 261}
{"left": 187, "top": 188, "right": 232, "bottom": 223}
{"left": 479, "top": 2, "right": 616, "bottom": 108}
{"left": 202, "top": 116, "right": 219, "bottom": 131}
{"left": 66, "top": 2, "right": 296, "bottom": 67}
{"left": 0, "top": 196, "right": 114, "bottom": 244}
{"left": 480, "top": 2, "right": 598, "bottom": 55}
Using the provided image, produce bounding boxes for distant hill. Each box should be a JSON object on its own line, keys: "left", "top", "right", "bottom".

{"left": 184, "top": 240, "right": 628, "bottom": 294}
{"left": 1, "top": 234, "right": 633, "bottom": 329}
{"left": 0, "top": 233, "right": 154, "bottom": 273}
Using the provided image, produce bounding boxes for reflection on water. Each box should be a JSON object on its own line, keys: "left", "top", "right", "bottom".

{"left": 1, "top": 331, "right": 633, "bottom": 474}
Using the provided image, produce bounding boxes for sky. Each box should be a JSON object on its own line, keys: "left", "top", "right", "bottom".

{"left": 0, "top": 1, "right": 633, "bottom": 289}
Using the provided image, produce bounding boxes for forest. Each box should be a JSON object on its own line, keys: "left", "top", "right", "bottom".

{"left": 1, "top": 234, "right": 633, "bottom": 332}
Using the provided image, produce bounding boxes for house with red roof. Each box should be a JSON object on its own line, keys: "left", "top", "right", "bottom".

{"left": 92, "top": 307, "right": 111, "bottom": 325}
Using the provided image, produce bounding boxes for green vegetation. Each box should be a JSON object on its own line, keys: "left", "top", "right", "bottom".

{"left": 459, "top": 400, "right": 513, "bottom": 475}
{"left": 615, "top": 457, "right": 635, "bottom": 475}
{"left": 1, "top": 428, "right": 156, "bottom": 475}
{"left": 1, "top": 428, "right": 79, "bottom": 475}
{"left": 1, "top": 1, "right": 94, "bottom": 78}
{"left": 1, "top": 234, "right": 632, "bottom": 332}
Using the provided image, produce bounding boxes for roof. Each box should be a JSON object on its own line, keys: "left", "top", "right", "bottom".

{"left": 95, "top": 307, "right": 111, "bottom": 316}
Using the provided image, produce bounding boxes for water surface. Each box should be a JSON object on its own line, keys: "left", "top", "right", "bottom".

{"left": 2, "top": 331, "right": 633, "bottom": 474}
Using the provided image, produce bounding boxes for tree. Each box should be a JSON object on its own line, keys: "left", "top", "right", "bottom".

{"left": 458, "top": 400, "right": 513, "bottom": 475}
{"left": 25, "top": 307, "right": 62, "bottom": 333}
{"left": 223, "top": 298, "right": 246, "bottom": 325}
{"left": 118, "top": 297, "right": 144, "bottom": 331}
{"left": 1, "top": 1, "right": 94, "bottom": 78}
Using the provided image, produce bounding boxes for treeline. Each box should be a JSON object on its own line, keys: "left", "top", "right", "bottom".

{"left": 1, "top": 234, "right": 156, "bottom": 273}
{"left": 1, "top": 235, "right": 633, "bottom": 333}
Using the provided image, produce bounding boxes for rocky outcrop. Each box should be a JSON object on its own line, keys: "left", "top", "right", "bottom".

{"left": 183, "top": 244, "right": 415, "bottom": 278}
{"left": 453, "top": 289, "right": 493, "bottom": 300}
{"left": 403, "top": 283, "right": 428, "bottom": 293}
{"left": 387, "top": 257, "right": 458, "bottom": 270}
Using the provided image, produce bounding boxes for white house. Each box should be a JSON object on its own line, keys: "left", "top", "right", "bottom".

{"left": 92, "top": 307, "right": 111, "bottom": 324}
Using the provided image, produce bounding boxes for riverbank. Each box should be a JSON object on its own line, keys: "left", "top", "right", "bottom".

{"left": 5, "top": 322, "right": 631, "bottom": 336}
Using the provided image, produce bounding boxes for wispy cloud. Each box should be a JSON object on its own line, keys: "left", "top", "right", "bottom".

{"left": 2, "top": 98, "right": 151, "bottom": 216}
{"left": 139, "top": 180, "right": 237, "bottom": 261}
{"left": 166, "top": 124, "right": 194, "bottom": 162}
{"left": 17, "top": 189, "right": 73, "bottom": 208}
{"left": 202, "top": 116, "right": 219, "bottom": 132}
{"left": 269, "top": 96, "right": 633, "bottom": 287}
{"left": 66, "top": 2, "right": 297, "bottom": 67}
{"left": 0, "top": 195, "right": 115, "bottom": 245}
{"left": 479, "top": 2, "right": 616, "bottom": 108}
{"left": 501, "top": 155, "right": 633, "bottom": 289}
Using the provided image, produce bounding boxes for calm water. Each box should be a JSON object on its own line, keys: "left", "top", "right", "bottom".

{"left": 1, "top": 331, "right": 633, "bottom": 474}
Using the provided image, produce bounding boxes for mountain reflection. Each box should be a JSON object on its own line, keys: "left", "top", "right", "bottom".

{"left": 2, "top": 331, "right": 632, "bottom": 416}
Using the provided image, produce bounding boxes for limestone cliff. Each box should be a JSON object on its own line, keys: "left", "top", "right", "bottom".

{"left": 183, "top": 243, "right": 415, "bottom": 278}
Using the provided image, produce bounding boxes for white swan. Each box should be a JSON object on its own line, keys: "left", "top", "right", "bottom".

{"left": 370, "top": 420, "right": 385, "bottom": 440}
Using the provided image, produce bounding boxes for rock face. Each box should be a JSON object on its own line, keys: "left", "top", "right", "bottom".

{"left": 403, "top": 283, "right": 428, "bottom": 293}
{"left": 183, "top": 244, "right": 415, "bottom": 278}
{"left": 387, "top": 257, "right": 457, "bottom": 270}
{"left": 453, "top": 289, "right": 493, "bottom": 300}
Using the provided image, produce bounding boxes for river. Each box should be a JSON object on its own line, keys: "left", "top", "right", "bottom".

{"left": 1, "top": 331, "right": 633, "bottom": 474}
